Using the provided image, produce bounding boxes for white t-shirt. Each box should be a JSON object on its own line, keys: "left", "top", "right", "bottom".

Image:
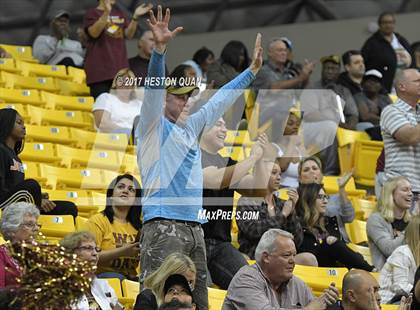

{"left": 93, "top": 93, "right": 142, "bottom": 132}
{"left": 274, "top": 143, "right": 300, "bottom": 188}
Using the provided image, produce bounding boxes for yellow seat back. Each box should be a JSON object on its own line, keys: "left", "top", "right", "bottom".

{"left": 293, "top": 265, "right": 347, "bottom": 296}
{"left": 0, "top": 87, "right": 42, "bottom": 105}
{"left": 345, "top": 220, "right": 368, "bottom": 245}
{"left": 38, "top": 215, "right": 75, "bottom": 239}
{"left": 336, "top": 127, "right": 370, "bottom": 174}
{"left": 353, "top": 140, "right": 383, "bottom": 187}
{"left": 208, "top": 287, "right": 227, "bottom": 310}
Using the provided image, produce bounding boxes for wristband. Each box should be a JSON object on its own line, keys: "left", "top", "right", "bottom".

{"left": 132, "top": 16, "right": 139, "bottom": 22}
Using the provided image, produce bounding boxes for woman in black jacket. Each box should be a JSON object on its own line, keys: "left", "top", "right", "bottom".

{"left": 0, "top": 108, "right": 77, "bottom": 217}
{"left": 361, "top": 12, "right": 413, "bottom": 93}
{"left": 296, "top": 183, "right": 374, "bottom": 271}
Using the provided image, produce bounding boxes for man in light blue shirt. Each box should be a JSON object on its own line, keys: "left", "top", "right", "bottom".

{"left": 137, "top": 6, "right": 263, "bottom": 309}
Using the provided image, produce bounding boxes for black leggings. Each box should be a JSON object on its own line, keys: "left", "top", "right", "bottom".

{"left": 317, "top": 240, "right": 374, "bottom": 271}
{"left": 0, "top": 179, "right": 78, "bottom": 219}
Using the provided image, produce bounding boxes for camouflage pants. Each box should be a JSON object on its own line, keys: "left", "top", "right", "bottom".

{"left": 139, "top": 219, "right": 208, "bottom": 310}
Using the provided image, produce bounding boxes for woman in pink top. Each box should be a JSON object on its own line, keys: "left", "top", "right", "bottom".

{"left": 0, "top": 202, "right": 40, "bottom": 288}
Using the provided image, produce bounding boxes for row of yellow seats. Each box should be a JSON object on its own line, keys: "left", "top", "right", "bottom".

{"left": 21, "top": 144, "right": 139, "bottom": 174}
{"left": 12, "top": 123, "right": 130, "bottom": 152}
{"left": 0, "top": 44, "right": 37, "bottom": 63}
{"left": 0, "top": 102, "right": 93, "bottom": 130}
{"left": 0, "top": 89, "right": 93, "bottom": 111}
{"left": 24, "top": 162, "right": 133, "bottom": 191}
{"left": 8, "top": 103, "right": 92, "bottom": 129}
{"left": 0, "top": 71, "right": 89, "bottom": 96}
{"left": 0, "top": 57, "right": 86, "bottom": 84}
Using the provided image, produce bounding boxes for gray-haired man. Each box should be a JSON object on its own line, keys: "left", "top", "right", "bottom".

{"left": 222, "top": 229, "right": 339, "bottom": 310}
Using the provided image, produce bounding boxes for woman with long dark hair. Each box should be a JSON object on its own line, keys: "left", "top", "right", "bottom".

{"left": 86, "top": 173, "right": 142, "bottom": 281}
{"left": 207, "top": 40, "right": 250, "bottom": 89}
{"left": 296, "top": 183, "right": 374, "bottom": 271}
{"left": 0, "top": 108, "right": 77, "bottom": 218}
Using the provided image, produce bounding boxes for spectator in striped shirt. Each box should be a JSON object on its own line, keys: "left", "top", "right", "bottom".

{"left": 380, "top": 68, "right": 420, "bottom": 213}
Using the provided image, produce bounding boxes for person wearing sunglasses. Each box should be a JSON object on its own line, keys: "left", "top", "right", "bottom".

{"left": 60, "top": 231, "right": 121, "bottom": 310}
{"left": 296, "top": 183, "right": 374, "bottom": 271}
{"left": 0, "top": 202, "right": 40, "bottom": 289}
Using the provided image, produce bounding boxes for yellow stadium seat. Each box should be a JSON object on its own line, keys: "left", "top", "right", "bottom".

{"left": 44, "top": 189, "right": 93, "bottom": 214}
{"left": 353, "top": 140, "right": 383, "bottom": 187}
{"left": 91, "top": 191, "right": 107, "bottom": 212}
{"left": 293, "top": 265, "right": 347, "bottom": 296}
{"left": 225, "top": 130, "right": 253, "bottom": 146}
{"left": 0, "top": 235, "right": 6, "bottom": 245}
{"left": 381, "top": 305, "right": 398, "bottom": 310}
{"left": 25, "top": 124, "right": 72, "bottom": 145}
{"left": 55, "top": 144, "right": 122, "bottom": 172}
{"left": 38, "top": 215, "right": 75, "bottom": 239}
{"left": 120, "top": 153, "right": 139, "bottom": 175}
{"left": 345, "top": 220, "right": 368, "bottom": 245}
{"left": 208, "top": 287, "right": 227, "bottom": 310}
{"left": 0, "top": 58, "right": 19, "bottom": 73}
{"left": 218, "top": 146, "right": 245, "bottom": 161}
{"left": 105, "top": 278, "right": 122, "bottom": 298}
{"left": 56, "top": 79, "right": 90, "bottom": 96}
{"left": 69, "top": 128, "right": 129, "bottom": 151}
{"left": 16, "top": 61, "right": 69, "bottom": 80}
{"left": 0, "top": 44, "right": 36, "bottom": 62}
{"left": 1, "top": 71, "right": 59, "bottom": 93}
{"left": 41, "top": 91, "right": 94, "bottom": 112}
{"left": 336, "top": 127, "right": 370, "bottom": 175}
{"left": 67, "top": 66, "right": 86, "bottom": 84}
{"left": 347, "top": 243, "right": 372, "bottom": 265}
{"left": 20, "top": 142, "right": 58, "bottom": 164}
{"left": 26, "top": 105, "right": 93, "bottom": 129}
{"left": 0, "top": 103, "right": 29, "bottom": 121}
{"left": 22, "top": 161, "right": 48, "bottom": 186}
{"left": 75, "top": 216, "right": 89, "bottom": 230}
{"left": 323, "top": 176, "right": 366, "bottom": 198}
{"left": 121, "top": 279, "right": 139, "bottom": 308}
{"left": 352, "top": 198, "right": 376, "bottom": 221}
{"left": 39, "top": 164, "right": 108, "bottom": 190}
{"left": 0, "top": 87, "right": 43, "bottom": 105}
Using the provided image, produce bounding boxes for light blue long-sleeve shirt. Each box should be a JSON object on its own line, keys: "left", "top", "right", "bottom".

{"left": 137, "top": 50, "right": 255, "bottom": 223}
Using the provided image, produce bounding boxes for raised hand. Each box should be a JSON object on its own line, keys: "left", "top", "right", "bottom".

{"left": 104, "top": 0, "right": 112, "bottom": 14}
{"left": 146, "top": 5, "right": 183, "bottom": 53}
{"left": 320, "top": 283, "right": 340, "bottom": 306}
{"left": 134, "top": 3, "right": 153, "bottom": 18}
{"left": 337, "top": 169, "right": 354, "bottom": 189}
{"left": 249, "top": 33, "right": 263, "bottom": 75}
{"left": 398, "top": 294, "right": 413, "bottom": 310}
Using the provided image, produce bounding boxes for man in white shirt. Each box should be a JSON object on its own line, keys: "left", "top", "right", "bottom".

{"left": 33, "top": 10, "right": 85, "bottom": 67}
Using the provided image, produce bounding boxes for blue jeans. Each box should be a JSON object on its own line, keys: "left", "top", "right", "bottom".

{"left": 206, "top": 239, "right": 247, "bottom": 290}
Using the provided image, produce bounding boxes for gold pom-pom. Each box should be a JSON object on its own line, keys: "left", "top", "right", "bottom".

{"left": 7, "top": 240, "right": 96, "bottom": 309}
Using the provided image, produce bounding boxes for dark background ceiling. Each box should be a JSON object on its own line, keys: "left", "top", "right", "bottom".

{"left": 1, "top": 0, "right": 419, "bottom": 45}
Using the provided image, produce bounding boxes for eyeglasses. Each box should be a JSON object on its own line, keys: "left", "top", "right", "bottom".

{"left": 167, "top": 287, "right": 190, "bottom": 296}
{"left": 317, "top": 194, "right": 330, "bottom": 201}
{"left": 20, "top": 222, "right": 42, "bottom": 230}
{"left": 77, "top": 246, "right": 101, "bottom": 253}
